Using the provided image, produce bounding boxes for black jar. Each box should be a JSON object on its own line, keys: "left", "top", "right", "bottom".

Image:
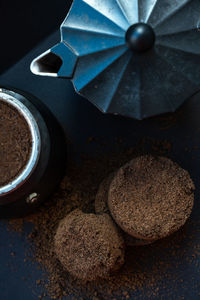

{"left": 0, "top": 87, "right": 66, "bottom": 218}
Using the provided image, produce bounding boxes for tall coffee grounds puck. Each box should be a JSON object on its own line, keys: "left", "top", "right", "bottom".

{"left": 108, "top": 156, "right": 195, "bottom": 241}
{"left": 0, "top": 88, "right": 66, "bottom": 218}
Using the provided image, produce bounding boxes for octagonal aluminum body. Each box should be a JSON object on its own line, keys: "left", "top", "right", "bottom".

{"left": 31, "top": 0, "right": 200, "bottom": 119}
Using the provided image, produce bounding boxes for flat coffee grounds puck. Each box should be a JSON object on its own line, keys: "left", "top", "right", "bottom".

{"left": 108, "top": 156, "right": 195, "bottom": 241}
{"left": 0, "top": 100, "right": 32, "bottom": 187}
{"left": 95, "top": 173, "right": 155, "bottom": 246}
{"left": 54, "top": 209, "right": 125, "bottom": 281}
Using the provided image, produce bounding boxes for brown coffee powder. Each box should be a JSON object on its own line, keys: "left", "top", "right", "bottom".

{"left": 0, "top": 100, "right": 32, "bottom": 187}
{"left": 7, "top": 138, "right": 200, "bottom": 300}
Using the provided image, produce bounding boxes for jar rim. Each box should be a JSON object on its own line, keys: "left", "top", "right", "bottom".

{"left": 0, "top": 89, "right": 41, "bottom": 196}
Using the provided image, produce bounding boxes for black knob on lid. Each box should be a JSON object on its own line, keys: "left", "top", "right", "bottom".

{"left": 126, "top": 23, "right": 155, "bottom": 53}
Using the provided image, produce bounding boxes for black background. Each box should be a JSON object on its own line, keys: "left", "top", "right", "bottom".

{"left": 0, "top": 0, "right": 72, "bottom": 74}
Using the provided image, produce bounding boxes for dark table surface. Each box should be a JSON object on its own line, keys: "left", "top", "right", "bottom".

{"left": 0, "top": 0, "right": 72, "bottom": 74}
{"left": 0, "top": 1, "right": 200, "bottom": 300}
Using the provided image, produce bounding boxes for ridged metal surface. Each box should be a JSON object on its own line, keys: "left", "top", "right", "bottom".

{"left": 33, "top": 0, "right": 200, "bottom": 119}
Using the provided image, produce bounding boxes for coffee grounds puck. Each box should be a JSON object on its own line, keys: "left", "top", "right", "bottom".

{"left": 54, "top": 209, "right": 125, "bottom": 281}
{"left": 108, "top": 155, "right": 195, "bottom": 241}
{"left": 95, "top": 173, "right": 155, "bottom": 246}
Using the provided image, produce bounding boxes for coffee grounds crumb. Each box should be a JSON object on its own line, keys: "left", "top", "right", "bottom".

{"left": 0, "top": 100, "right": 32, "bottom": 187}
{"left": 7, "top": 219, "right": 24, "bottom": 233}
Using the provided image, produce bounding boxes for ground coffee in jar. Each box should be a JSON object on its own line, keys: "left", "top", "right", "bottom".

{"left": 0, "top": 99, "right": 32, "bottom": 187}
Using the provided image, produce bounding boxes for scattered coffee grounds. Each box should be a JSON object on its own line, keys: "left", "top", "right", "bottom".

{"left": 95, "top": 173, "right": 154, "bottom": 246}
{"left": 55, "top": 209, "right": 125, "bottom": 281}
{"left": 0, "top": 100, "right": 32, "bottom": 187}
{"left": 108, "top": 155, "right": 195, "bottom": 241}
{"left": 8, "top": 138, "right": 200, "bottom": 300}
